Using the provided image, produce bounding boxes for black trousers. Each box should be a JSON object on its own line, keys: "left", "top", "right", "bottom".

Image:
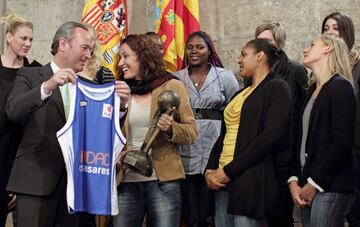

{"left": 268, "top": 179, "right": 294, "bottom": 227}
{"left": 16, "top": 172, "right": 81, "bottom": 227}
{"left": 348, "top": 190, "right": 360, "bottom": 227}
{"left": 347, "top": 143, "right": 360, "bottom": 227}
{"left": 0, "top": 174, "right": 15, "bottom": 227}
{"left": 180, "top": 174, "right": 215, "bottom": 227}
{"left": 0, "top": 189, "right": 8, "bottom": 227}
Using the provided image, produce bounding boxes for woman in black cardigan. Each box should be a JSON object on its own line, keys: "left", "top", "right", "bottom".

{"left": 255, "top": 22, "right": 309, "bottom": 227}
{"left": 205, "top": 38, "right": 291, "bottom": 227}
{"left": 321, "top": 12, "right": 360, "bottom": 226}
{"left": 288, "top": 35, "right": 357, "bottom": 227}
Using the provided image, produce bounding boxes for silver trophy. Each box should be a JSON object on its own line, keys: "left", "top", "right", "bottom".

{"left": 122, "top": 90, "right": 180, "bottom": 176}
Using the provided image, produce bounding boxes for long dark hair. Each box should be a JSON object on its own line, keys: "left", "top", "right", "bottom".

{"left": 272, "top": 49, "right": 290, "bottom": 75}
{"left": 119, "top": 34, "right": 167, "bottom": 81}
{"left": 321, "top": 11, "right": 355, "bottom": 51}
{"left": 182, "top": 31, "right": 224, "bottom": 68}
{"left": 119, "top": 34, "right": 176, "bottom": 95}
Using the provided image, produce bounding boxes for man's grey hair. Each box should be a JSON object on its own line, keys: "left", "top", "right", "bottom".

{"left": 51, "top": 21, "right": 88, "bottom": 55}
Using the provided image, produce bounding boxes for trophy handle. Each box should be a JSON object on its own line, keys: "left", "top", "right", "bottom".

{"left": 122, "top": 90, "right": 180, "bottom": 177}
{"left": 142, "top": 127, "right": 160, "bottom": 154}
{"left": 141, "top": 108, "right": 174, "bottom": 154}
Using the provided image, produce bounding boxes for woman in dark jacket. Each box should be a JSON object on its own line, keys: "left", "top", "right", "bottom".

{"left": 0, "top": 14, "right": 41, "bottom": 227}
{"left": 253, "top": 22, "right": 309, "bottom": 227}
{"left": 288, "top": 35, "right": 357, "bottom": 227}
{"left": 321, "top": 12, "right": 360, "bottom": 226}
{"left": 205, "top": 38, "right": 291, "bottom": 227}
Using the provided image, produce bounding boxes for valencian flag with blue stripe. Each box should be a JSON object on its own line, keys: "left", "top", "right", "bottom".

{"left": 154, "top": 0, "right": 200, "bottom": 72}
{"left": 82, "top": 0, "right": 128, "bottom": 78}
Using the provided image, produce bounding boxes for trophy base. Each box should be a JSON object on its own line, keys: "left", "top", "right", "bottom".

{"left": 122, "top": 150, "right": 153, "bottom": 177}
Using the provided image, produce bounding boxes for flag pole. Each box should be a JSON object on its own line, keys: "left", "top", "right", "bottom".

{"left": 0, "top": 0, "right": 6, "bottom": 53}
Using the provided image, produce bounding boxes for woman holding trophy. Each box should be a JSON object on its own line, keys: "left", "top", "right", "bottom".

{"left": 113, "top": 34, "right": 197, "bottom": 227}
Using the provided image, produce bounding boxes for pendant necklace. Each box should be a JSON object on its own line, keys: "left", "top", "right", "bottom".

{"left": 191, "top": 74, "right": 206, "bottom": 89}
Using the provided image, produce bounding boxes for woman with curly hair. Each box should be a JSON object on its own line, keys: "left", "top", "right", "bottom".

{"left": 113, "top": 34, "right": 197, "bottom": 227}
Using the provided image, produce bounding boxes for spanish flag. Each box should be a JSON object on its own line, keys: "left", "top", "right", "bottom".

{"left": 82, "top": 0, "right": 128, "bottom": 78}
{"left": 154, "top": 0, "right": 200, "bottom": 72}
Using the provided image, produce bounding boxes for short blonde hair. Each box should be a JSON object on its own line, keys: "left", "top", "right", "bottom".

{"left": 255, "top": 22, "right": 286, "bottom": 50}
{"left": 322, "top": 34, "right": 353, "bottom": 85}
{"left": 0, "top": 14, "right": 33, "bottom": 35}
{"left": 84, "top": 24, "right": 103, "bottom": 78}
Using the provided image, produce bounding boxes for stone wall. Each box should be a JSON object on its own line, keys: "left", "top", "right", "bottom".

{"left": 195, "top": 0, "right": 360, "bottom": 76}
{"left": 4, "top": 0, "right": 360, "bottom": 77}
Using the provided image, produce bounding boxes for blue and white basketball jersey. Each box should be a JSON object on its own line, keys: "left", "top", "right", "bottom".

{"left": 57, "top": 79, "right": 126, "bottom": 215}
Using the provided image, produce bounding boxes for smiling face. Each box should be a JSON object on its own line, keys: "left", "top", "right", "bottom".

{"left": 60, "top": 27, "right": 93, "bottom": 73}
{"left": 6, "top": 25, "right": 33, "bottom": 58}
{"left": 118, "top": 43, "right": 141, "bottom": 80}
{"left": 238, "top": 45, "right": 258, "bottom": 78}
{"left": 185, "top": 35, "right": 210, "bottom": 67}
{"left": 323, "top": 18, "right": 340, "bottom": 37}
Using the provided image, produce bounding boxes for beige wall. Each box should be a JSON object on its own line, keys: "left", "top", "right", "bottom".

{"left": 4, "top": 0, "right": 360, "bottom": 76}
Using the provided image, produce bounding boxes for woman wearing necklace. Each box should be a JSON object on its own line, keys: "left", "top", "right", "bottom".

{"left": 205, "top": 38, "right": 291, "bottom": 227}
{"left": 0, "top": 14, "right": 41, "bottom": 227}
{"left": 288, "top": 35, "right": 357, "bottom": 227}
{"left": 174, "top": 31, "right": 239, "bottom": 227}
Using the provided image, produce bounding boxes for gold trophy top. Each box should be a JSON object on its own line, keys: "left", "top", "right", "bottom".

{"left": 157, "top": 90, "right": 180, "bottom": 114}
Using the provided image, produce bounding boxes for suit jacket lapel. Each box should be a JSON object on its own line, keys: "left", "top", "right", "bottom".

{"left": 39, "top": 64, "right": 66, "bottom": 122}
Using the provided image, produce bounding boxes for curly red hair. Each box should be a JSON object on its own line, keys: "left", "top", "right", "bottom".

{"left": 119, "top": 34, "right": 167, "bottom": 81}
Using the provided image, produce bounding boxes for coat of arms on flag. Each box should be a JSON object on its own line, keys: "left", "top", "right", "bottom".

{"left": 82, "top": 0, "right": 128, "bottom": 78}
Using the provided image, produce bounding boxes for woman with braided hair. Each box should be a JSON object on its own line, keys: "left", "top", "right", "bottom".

{"left": 174, "top": 31, "right": 239, "bottom": 227}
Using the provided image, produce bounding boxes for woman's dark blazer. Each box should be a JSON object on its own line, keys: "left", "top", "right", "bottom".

{"left": 292, "top": 74, "right": 357, "bottom": 192}
{"left": 206, "top": 73, "right": 292, "bottom": 218}
{"left": 353, "top": 63, "right": 360, "bottom": 180}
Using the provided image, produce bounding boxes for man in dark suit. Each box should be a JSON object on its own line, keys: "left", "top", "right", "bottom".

{"left": 5, "top": 21, "right": 93, "bottom": 227}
